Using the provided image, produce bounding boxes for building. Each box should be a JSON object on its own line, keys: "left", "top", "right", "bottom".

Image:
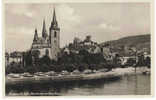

{"left": 79, "top": 35, "right": 98, "bottom": 47}
{"left": 31, "top": 8, "right": 60, "bottom": 61}
{"left": 63, "top": 35, "right": 101, "bottom": 54}
{"left": 5, "top": 51, "right": 23, "bottom": 66}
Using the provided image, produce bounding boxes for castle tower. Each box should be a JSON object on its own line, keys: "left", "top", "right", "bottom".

{"left": 42, "top": 19, "right": 48, "bottom": 39}
{"left": 49, "top": 8, "right": 60, "bottom": 60}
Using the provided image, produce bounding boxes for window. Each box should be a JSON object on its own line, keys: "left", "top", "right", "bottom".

{"left": 54, "top": 31, "right": 57, "bottom": 37}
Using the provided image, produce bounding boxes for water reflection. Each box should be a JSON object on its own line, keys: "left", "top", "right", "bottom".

{"left": 6, "top": 74, "right": 150, "bottom": 96}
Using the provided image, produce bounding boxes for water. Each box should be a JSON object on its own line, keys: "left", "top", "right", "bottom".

{"left": 6, "top": 74, "right": 151, "bottom": 96}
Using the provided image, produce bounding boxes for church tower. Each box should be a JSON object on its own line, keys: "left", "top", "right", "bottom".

{"left": 49, "top": 8, "right": 60, "bottom": 60}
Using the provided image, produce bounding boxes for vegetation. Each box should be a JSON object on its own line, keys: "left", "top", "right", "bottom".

{"left": 6, "top": 49, "right": 109, "bottom": 74}
{"left": 6, "top": 46, "right": 151, "bottom": 75}
{"left": 101, "top": 34, "right": 151, "bottom": 56}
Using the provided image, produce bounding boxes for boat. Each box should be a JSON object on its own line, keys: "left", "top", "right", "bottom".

{"left": 99, "top": 68, "right": 108, "bottom": 72}
{"left": 83, "top": 69, "right": 92, "bottom": 74}
{"left": 34, "top": 72, "right": 46, "bottom": 76}
{"left": 7, "top": 73, "right": 20, "bottom": 78}
{"left": 71, "top": 70, "right": 81, "bottom": 75}
{"left": 45, "top": 71, "right": 58, "bottom": 76}
{"left": 22, "top": 72, "right": 33, "bottom": 77}
{"left": 142, "top": 71, "right": 150, "bottom": 75}
{"left": 61, "top": 70, "right": 70, "bottom": 75}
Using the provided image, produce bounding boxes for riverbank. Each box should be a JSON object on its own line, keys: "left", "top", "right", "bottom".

{"left": 6, "top": 67, "right": 150, "bottom": 85}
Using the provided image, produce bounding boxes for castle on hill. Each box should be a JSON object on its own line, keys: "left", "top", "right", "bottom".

{"left": 31, "top": 8, "right": 60, "bottom": 61}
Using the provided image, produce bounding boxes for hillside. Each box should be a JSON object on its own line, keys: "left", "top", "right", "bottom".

{"left": 101, "top": 34, "right": 151, "bottom": 55}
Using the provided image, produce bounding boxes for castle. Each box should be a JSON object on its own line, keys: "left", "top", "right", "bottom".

{"left": 31, "top": 8, "right": 60, "bottom": 61}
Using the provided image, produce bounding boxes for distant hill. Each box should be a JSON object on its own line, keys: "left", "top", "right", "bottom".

{"left": 101, "top": 34, "right": 151, "bottom": 55}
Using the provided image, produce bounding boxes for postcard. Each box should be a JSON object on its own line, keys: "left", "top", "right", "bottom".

{"left": 3, "top": 0, "right": 154, "bottom": 97}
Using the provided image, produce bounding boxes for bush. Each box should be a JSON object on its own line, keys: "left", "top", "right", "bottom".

{"left": 25, "top": 65, "right": 38, "bottom": 74}
{"left": 6, "top": 62, "right": 25, "bottom": 74}
{"left": 126, "top": 58, "right": 136, "bottom": 66}
{"left": 78, "top": 63, "right": 89, "bottom": 72}
{"left": 52, "top": 65, "right": 65, "bottom": 72}
{"left": 88, "top": 64, "right": 97, "bottom": 71}
{"left": 39, "top": 55, "right": 51, "bottom": 65}
{"left": 145, "top": 57, "right": 150, "bottom": 68}
{"left": 137, "top": 55, "right": 145, "bottom": 66}
{"left": 64, "top": 64, "right": 76, "bottom": 72}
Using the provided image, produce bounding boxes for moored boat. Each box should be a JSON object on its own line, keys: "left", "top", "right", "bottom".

{"left": 7, "top": 73, "right": 20, "bottom": 78}
{"left": 45, "top": 71, "right": 58, "bottom": 76}
{"left": 142, "top": 71, "right": 150, "bottom": 75}
{"left": 22, "top": 72, "right": 33, "bottom": 77}
{"left": 34, "top": 72, "right": 46, "bottom": 76}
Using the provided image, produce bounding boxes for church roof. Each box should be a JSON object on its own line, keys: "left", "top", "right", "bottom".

{"left": 50, "top": 8, "right": 59, "bottom": 29}
{"left": 52, "top": 8, "right": 57, "bottom": 25}
{"left": 42, "top": 19, "right": 48, "bottom": 38}
{"left": 33, "top": 28, "right": 38, "bottom": 41}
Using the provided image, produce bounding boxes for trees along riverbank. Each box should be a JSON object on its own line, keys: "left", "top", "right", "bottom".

{"left": 5, "top": 49, "right": 151, "bottom": 75}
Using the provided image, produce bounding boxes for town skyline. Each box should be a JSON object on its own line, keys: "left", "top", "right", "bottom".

{"left": 5, "top": 3, "right": 150, "bottom": 53}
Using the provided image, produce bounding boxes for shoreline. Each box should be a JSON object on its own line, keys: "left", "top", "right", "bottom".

{"left": 6, "top": 67, "right": 150, "bottom": 85}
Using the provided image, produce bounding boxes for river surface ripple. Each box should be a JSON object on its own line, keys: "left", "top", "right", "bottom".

{"left": 6, "top": 74, "right": 151, "bottom": 96}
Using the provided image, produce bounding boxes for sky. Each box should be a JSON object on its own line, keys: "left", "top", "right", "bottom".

{"left": 5, "top": 3, "right": 150, "bottom": 53}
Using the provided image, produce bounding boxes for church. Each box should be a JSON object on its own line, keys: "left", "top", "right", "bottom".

{"left": 31, "top": 8, "right": 60, "bottom": 61}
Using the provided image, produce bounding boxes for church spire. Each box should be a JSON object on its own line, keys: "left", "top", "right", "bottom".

{"left": 53, "top": 8, "right": 57, "bottom": 25}
{"left": 51, "top": 8, "right": 58, "bottom": 28}
{"left": 33, "top": 28, "right": 38, "bottom": 42}
{"left": 42, "top": 19, "right": 48, "bottom": 38}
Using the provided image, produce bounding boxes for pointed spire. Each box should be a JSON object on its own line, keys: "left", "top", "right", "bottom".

{"left": 51, "top": 7, "right": 58, "bottom": 28}
{"left": 53, "top": 8, "right": 57, "bottom": 25}
{"left": 42, "top": 19, "right": 48, "bottom": 38}
{"left": 33, "top": 28, "right": 38, "bottom": 42}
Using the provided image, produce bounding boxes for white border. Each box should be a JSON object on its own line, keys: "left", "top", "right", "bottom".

{"left": 1, "top": 0, "right": 155, "bottom": 99}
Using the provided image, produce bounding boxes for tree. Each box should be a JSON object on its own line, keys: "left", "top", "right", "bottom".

{"left": 145, "top": 56, "right": 150, "bottom": 68}
{"left": 25, "top": 65, "right": 38, "bottom": 74}
{"left": 6, "top": 62, "right": 25, "bottom": 74}
{"left": 25, "top": 51, "right": 33, "bottom": 66}
{"left": 52, "top": 65, "right": 65, "bottom": 72}
{"left": 79, "top": 49, "right": 89, "bottom": 56}
{"left": 88, "top": 64, "right": 97, "bottom": 72}
{"left": 112, "top": 54, "right": 121, "bottom": 68}
{"left": 78, "top": 63, "right": 89, "bottom": 72}
{"left": 137, "top": 54, "right": 145, "bottom": 66}
{"left": 39, "top": 55, "right": 51, "bottom": 65}
{"left": 31, "top": 50, "right": 40, "bottom": 65}
{"left": 10, "top": 52, "right": 17, "bottom": 62}
{"left": 65, "top": 64, "right": 76, "bottom": 72}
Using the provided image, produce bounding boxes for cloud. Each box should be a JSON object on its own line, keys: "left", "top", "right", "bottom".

{"left": 25, "top": 12, "right": 34, "bottom": 18}
{"left": 99, "top": 23, "right": 107, "bottom": 29}
{"left": 99, "top": 23, "right": 120, "bottom": 31}
{"left": 6, "top": 27, "right": 34, "bottom": 37}
{"left": 57, "top": 4, "right": 82, "bottom": 28}
{"left": 8, "top": 5, "right": 36, "bottom": 18}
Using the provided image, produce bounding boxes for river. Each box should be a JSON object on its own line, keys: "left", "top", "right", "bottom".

{"left": 6, "top": 74, "right": 151, "bottom": 96}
